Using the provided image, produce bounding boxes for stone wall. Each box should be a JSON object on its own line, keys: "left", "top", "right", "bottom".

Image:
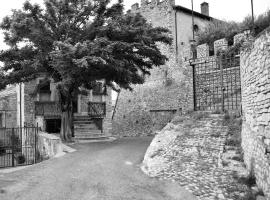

{"left": 24, "top": 80, "right": 37, "bottom": 126}
{"left": 0, "top": 86, "right": 17, "bottom": 128}
{"left": 113, "top": 0, "right": 194, "bottom": 137}
{"left": 103, "top": 88, "right": 113, "bottom": 136}
{"left": 240, "top": 27, "right": 270, "bottom": 198}
{"left": 38, "top": 132, "right": 63, "bottom": 159}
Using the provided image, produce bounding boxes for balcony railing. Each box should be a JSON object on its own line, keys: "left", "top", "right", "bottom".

{"left": 88, "top": 102, "right": 106, "bottom": 118}
{"left": 35, "top": 101, "right": 61, "bottom": 117}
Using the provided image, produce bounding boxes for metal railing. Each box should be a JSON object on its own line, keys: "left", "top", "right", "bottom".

{"left": 88, "top": 102, "right": 106, "bottom": 118}
{"left": 35, "top": 101, "right": 61, "bottom": 117}
{"left": 0, "top": 126, "right": 38, "bottom": 168}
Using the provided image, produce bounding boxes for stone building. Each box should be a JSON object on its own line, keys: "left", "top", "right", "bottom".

{"left": 113, "top": 0, "right": 218, "bottom": 136}
{"left": 0, "top": 76, "right": 113, "bottom": 141}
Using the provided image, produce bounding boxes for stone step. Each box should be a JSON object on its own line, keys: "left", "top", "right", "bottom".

{"left": 74, "top": 135, "right": 107, "bottom": 139}
{"left": 75, "top": 129, "right": 102, "bottom": 133}
{"left": 75, "top": 130, "right": 102, "bottom": 135}
{"left": 75, "top": 130, "right": 102, "bottom": 134}
{"left": 75, "top": 134, "right": 104, "bottom": 139}
{"left": 74, "top": 136, "right": 114, "bottom": 143}
{"left": 74, "top": 116, "right": 93, "bottom": 120}
{"left": 74, "top": 124, "right": 98, "bottom": 129}
{"left": 75, "top": 132, "right": 103, "bottom": 136}
{"left": 74, "top": 119, "right": 94, "bottom": 123}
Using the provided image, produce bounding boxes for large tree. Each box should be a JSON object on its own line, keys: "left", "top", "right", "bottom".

{"left": 0, "top": 0, "right": 172, "bottom": 141}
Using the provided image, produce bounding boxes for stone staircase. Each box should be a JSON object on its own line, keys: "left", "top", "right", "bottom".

{"left": 74, "top": 115, "right": 109, "bottom": 142}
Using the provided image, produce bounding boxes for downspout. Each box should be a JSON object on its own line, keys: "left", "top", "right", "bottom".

{"left": 174, "top": 10, "right": 179, "bottom": 62}
{"left": 20, "top": 83, "right": 22, "bottom": 149}
{"left": 112, "top": 90, "right": 121, "bottom": 120}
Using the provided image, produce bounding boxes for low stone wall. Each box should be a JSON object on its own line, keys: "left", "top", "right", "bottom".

{"left": 38, "top": 132, "right": 63, "bottom": 159}
{"left": 241, "top": 27, "right": 270, "bottom": 198}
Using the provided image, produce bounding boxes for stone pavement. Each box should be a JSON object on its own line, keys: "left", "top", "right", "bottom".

{"left": 142, "top": 114, "right": 251, "bottom": 200}
{"left": 0, "top": 137, "right": 196, "bottom": 200}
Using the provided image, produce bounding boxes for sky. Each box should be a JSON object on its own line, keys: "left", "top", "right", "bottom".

{"left": 123, "top": 0, "right": 270, "bottom": 22}
{"left": 0, "top": 0, "right": 269, "bottom": 49}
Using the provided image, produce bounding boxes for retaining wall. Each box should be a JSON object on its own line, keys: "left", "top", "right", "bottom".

{"left": 240, "top": 27, "right": 270, "bottom": 198}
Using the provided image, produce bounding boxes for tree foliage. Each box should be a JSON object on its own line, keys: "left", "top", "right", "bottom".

{"left": 0, "top": 0, "right": 172, "bottom": 141}
{"left": 197, "top": 9, "right": 270, "bottom": 48}
{"left": 196, "top": 20, "right": 241, "bottom": 48}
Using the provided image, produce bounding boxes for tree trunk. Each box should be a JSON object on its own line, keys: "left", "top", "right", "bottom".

{"left": 57, "top": 84, "right": 75, "bottom": 142}
{"left": 60, "top": 109, "right": 73, "bottom": 142}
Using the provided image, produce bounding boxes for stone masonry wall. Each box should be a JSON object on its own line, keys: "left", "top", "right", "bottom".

{"left": 240, "top": 27, "right": 270, "bottom": 198}
{"left": 113, "top": 0, "right": 194, "bottom": 137}
{"left": 24, "top": 80, "right": 37, "bottom": 126}
{"left": 0, "top": 86, "right": 17, "bottom": 128}
{"left": 103, "top": 88, "right": 113, "bottom": 136}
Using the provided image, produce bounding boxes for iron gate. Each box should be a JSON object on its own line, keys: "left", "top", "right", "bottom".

{"left": 0, "top": 127, "right": 38, "bottom": 168}
{"left": 192, "top": 53, "right": 241, "bottom": 112}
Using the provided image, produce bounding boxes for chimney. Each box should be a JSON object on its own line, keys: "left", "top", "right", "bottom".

{"left": 201, "top": 2, "right": 209, "bottom": 16}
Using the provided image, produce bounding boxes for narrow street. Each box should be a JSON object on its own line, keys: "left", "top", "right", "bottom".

{"left": 0, "top": 137, "right": 195, "bottom": 200}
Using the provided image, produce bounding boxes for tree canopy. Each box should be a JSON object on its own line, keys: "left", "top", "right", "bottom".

{"left": 0, "top": 0, "right": 171, "bottom": 90}
{"left": 0, "top": 0, "right": 172, "bottom": 141}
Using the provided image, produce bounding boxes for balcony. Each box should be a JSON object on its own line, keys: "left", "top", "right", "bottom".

{"left": 35, "top": 101, "right": 61, "bottom": 117}
{"left": 88, "top": 102, "right": 106, "bottom": 118}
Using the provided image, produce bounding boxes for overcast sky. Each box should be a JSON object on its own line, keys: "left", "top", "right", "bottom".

{"left": 0, "top": 0, "right": 269, "bottom": 49}
{"left": 123, "top": 0, "right": 270, "bottom": 22}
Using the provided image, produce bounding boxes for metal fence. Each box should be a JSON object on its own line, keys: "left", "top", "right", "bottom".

{"left": 0, "top": 127, "right": 38, "bottom": 168}
{"left": 192, "top": 53, "right": 241, "bottom": 112}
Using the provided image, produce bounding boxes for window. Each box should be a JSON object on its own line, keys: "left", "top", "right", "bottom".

{"left": 38, "top": 79, "right": 51, "bottom": 102}
{"left": 39, "top": 80, "right": 51, "bottom": 93}
{"left": 92, "top": 82, "right": 106, "bottom": 95}
{"left": 194, "top": 24, "right": 199, "bottom": 32}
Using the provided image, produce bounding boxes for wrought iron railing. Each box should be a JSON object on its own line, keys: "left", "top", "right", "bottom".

{"left": 0, "top": 126, "right": 38, "bottom": 168}
{"left": 35, "top": 101, "right": 61, "bottom": 117}
{"left": 88, "top": 102, "right": 106, "bottom": 118}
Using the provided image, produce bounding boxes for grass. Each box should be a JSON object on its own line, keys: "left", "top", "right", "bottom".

{"left": 231, "top": 155, "right": 244, "bottom": 162}
{"left": 212, "top": 110, "right": 223, "bottom": 114}
{"left": 235, "top": 174, "right": 257, "bottom": 187}
{"left": 192, "top": 112, "right": 210, "bottom": 120}
{"left": 223, "top": 113, "right": 242, "bottom": 149}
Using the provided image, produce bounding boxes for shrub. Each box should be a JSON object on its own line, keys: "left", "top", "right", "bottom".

{"left": 197, "top": 20, "right": 241, "bottom": 48}
{"left": 0, "top": 140, "right": 5, "bottom": 155}
{"left": 16, "top": 153, "right": 26, "bottom": 164}
{"left": 197, "top": 9, "right": 270, "bottom": 47}
{"left": 192, "top": 112, "right": 209, "bottom": 120}
{"left": 241, "top": 10, "right": 270, "bottom": 35}
{"left": 212, "top": 109, "right": 223, "bottom": 114}
{"left": 10, "top": 134, "right": 22, "bottom": 153}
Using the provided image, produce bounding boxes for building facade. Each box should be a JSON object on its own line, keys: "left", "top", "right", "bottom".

{"left": 0, "top": 77, "right": 112, "bottom": 141}
{"left": 113, "top": 0, "right": 216, "bottom": 136}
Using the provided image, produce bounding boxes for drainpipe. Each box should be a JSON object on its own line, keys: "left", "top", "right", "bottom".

{"left": 19, "top": 83, "right": 22, "bottom": 149}
{"left": 174, "top": 10, "right": 179, "bottom": 62}
{"left": 191, "top": 0, "right": 195, "bottom": 41}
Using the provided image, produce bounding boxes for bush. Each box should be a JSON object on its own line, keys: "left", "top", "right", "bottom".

{"left": 197, "top": 9, "right": 270, "bottom": 47}
{"left": 241, "top": 10, "right": 270, "bottom": 35}
{"left": 0, "top": 140, "right": 5, "bottom": 155}
{"left": 16, "top": 154, "right": 26, "bottom": 164}
{"left": 197, "top": 20, "right": 241, "bottom": 48}
{"left": 192, "top": 112, "right": 209, "bottom": 120}
{"left": 10, "top": 134, "right": 21, "bottom": 153}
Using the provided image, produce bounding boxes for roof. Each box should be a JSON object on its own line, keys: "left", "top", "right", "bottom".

{"left": 173, "top": 5, "right": 213, "bottom": 21}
